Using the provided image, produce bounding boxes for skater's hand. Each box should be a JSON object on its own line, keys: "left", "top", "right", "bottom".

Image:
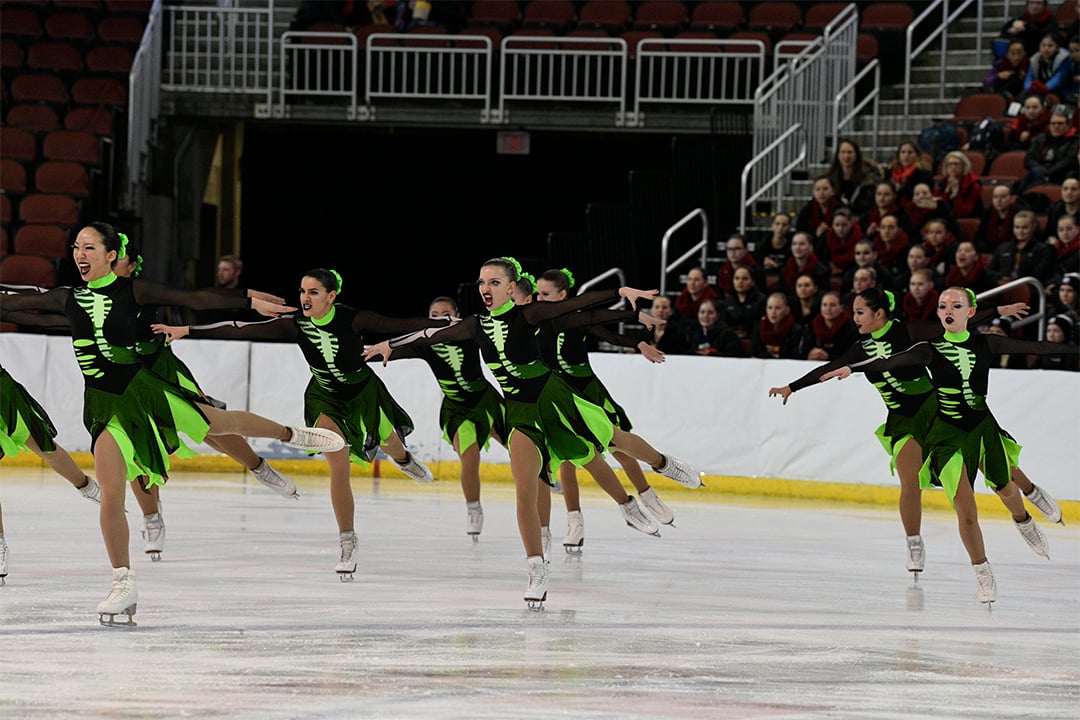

{"left": 252, "top": 297, "right": 296, "bottom": 317}
{"left": 363, "top": 340, "right": 393, "bottom": 366}
{"left": 151, "top": 323, "right": 189, "bottom": 343}
{"left": 819, "top": 367, "right": 851, "bottom": 382}
{"left": 768, "top": 385, "right": 792, "bottom": 405}
{"left": 619, "top": 287, "right": 658, "bottom": 309}
{"left": 247, "top": 288, "right": 286, "bottom": 305}
{"left": 997, "top": 302, "right": 1029, "bottom": 320}
{"left": 637, "top": 341, "right": 665, "bottom": 364}
{"left": 638, "top": 310, "right": 665, "bottom": 331}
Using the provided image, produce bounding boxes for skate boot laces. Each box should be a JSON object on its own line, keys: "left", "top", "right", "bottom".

{"left": 620, "top": 497, "right": 660, "bottom": 536}
{"left": 1015, "top": 515, "right": 1050, "bottom": 559}
{"left": 284, "top": 426, "right": 346, "bottom": 453}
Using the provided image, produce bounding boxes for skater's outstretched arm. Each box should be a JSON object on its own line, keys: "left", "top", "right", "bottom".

{"left": 364, "top": 316, "right": 481, "bottom": 365}
{"left": 769, "top": 342, "right": 868, "bottom": 404}
{"left": 349, "top": 308, "right": 451, "bottom": 337}
{"left": 522, "top": 287, "right": 657, "bottom": 325}
{"left": 819, "top": 342, "right": 934, "bottom": 382}
{"left": 133, "top": 279, "right": 294, "bottom": 317}
{"left": 152, "top": 316, "right": 299, "bottom": 343}
{"left": 906, "top": 303, "right": 1029, "bottom": 342}
{"left": 0, "top": 287, "right": 70, "bottom": 316}
{"left": 984, "top": 335, "right": 1080, "bottom": 356}
{"left": 0, "top": 309, "right": 71, "bottom": 329}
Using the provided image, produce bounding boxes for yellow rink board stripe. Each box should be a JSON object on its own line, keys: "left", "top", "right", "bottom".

{"left": 6, "top": 452, "right": 1077, "bottom": 524}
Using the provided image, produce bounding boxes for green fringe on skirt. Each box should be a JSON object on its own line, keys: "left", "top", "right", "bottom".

{"left": 874, "top": 393, "right": 936, "bottom": 476}
{"left": 574, "top": 375, "right": 632, "bottom": 432}
{"left": 304, "top": 374, "right": 413, "bottom": 467}
{"left": 0, "top": 368, "right": 57, "bottom": 459}
{"left": 918, "top": 412, "right": 1022, "bottom": 502}
{"left": 440, "top": 384, "right": 506, "bottom": 455}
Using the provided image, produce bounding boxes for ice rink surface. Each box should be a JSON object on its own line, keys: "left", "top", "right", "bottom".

{"left": 0, "top": 466, "right": 1077, "bottom": 720}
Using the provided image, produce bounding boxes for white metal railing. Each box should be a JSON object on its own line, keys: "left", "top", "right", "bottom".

{"left": 831, "top": 60, "right": 880, "bottom": 160}
{"left": 366, "top": 33, "right": 493, "bottom": 121}
{"left": 495, "top": 35, "right": 628, "bottom": 124}
{"left": 739, "top": 124, "right": 807, "bottom": 234}
{"left": 628, "top": 38, "right": 766, "bottom": 127}
{"left": 277, "top": 31, "right": 359, "bottom": 119}
{"left": 903, "top": 0, "right": 982, "bottom": 117}
{"left": 976, "top": 277, "right": 1048, "bottom": 341}
{"left": 576, "top": 267, "right": 628, "bottom": 311}
{"left": 659, "top": 208, "right": 709, "bottom": 297}
{"left": 125, "top": 0, "right": 164, "bottom": 214}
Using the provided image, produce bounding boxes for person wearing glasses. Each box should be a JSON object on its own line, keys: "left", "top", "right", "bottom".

{"left": 1022, "top": 106, "right": 1078, "bottom": 191}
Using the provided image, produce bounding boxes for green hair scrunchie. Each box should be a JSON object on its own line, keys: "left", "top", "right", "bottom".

{"left": 501, "top": 257, "right": 522, "bottom": 279}
{"left": 117, "top": 232, "right": 129, "bottom": 259}
{"left": 883, "top": 289, "right": 895, "bottom": 313}
{"left": 518, "top": 271, "right": 536, "bottom": 294}
{"left": 329, "top": 269, "right": 343, "bottom": 295}
{"left": 560, "top": 268, "right": 575, "bottom": 289}
{"left": 133, "top": 254, "right": 143, "bottom": 278}
{"left": 965, "top": 287, "right": 977, "bottom": 309}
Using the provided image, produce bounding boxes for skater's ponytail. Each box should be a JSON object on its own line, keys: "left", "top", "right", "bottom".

{"left": 857, "top": 287, "right": 899, "bottom": 320}
{"left": 304, "top": 268, "right": 341, "bottom": 296}
{"left": 540, "top": 268, "right": 575, "bottom": 294}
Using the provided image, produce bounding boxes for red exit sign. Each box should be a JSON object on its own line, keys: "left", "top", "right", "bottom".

{"left": 496, "top": 130, "right": 530, "bottom": 155}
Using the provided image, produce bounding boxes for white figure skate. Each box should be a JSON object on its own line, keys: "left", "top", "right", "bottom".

{"left": 654, "top": 455, "right": 703, "bottom": 489}
{"left": 638, "top": 487, "right": 675, "bottom": 526}
{"left": 98, "top": 567, "right": 138, "bottom": 627}
{"left": 392, "top": 452, "right": 435, "bottom": 483}
{"left": 1015, "top": 515, "right": 1050, "bottom": 559}
{"left": 77, "top": 476, "right": 101, "bottom": 504}
{"left": 142, "top": 512, "right": 165, "bottom": 562}
{"left": 1025, "top": 484, "right": 1063, "bottom": 525}
{"left": 524, "top": 555, "right": 548, "bottom": 611}
{"left": 251, "top": 459, "right": 299, "bottom": 499}
{"left": 335, "top": 531, "right": 359, "bottom": 582}
{"left": 283, "top": 426, "right": 345, "bottom": 453}
{"left": 466, "top": 501, "right": 483, "bottom": 541}
{"left": 541, "top": 526, "right": 551, "bottom": 560}
{"left": 973, "top": 561, "right": 996, "bottom": 606}
{"left": 619, "top": 496, "right": 660, "bottom": 537}
{"left": 563, "top": 510, "right": 584, "bottom": 554}
{"left": 906, "top": 534, "right": 925, "bottom": 577}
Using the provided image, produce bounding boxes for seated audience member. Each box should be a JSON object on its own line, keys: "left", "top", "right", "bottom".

{"left": 795, "top": 176, "right": 838, "bottom": 242}
{"left": 903, "top": 183, "right": 956, "bottom": 235}
{"left": 756, "top": 214, "right": 793, "bottom": 286}
{"left": 861, "top": 181, "right": 911, "bottom": 238}
{"left": 828, "top": 139, "right": 882, "bottom": 216}
{"left": 721, "top": 266, "right": 767, "bottom": 339}
{"left": 781, "top": 232, "right": 830, "bottom": 294}
{"left": 982, "top": 317, "right": 1030, "bottom": 368}
{"left": 975, "top": 183, "right": 1022, "bottom": 251}
{"left": 1023, "top": 33, "right": 1073, "bottom": 97}
{"left": 817, "top": 208, "right": 863, "bottom": 276}
{"left": 946, "top": 240, "right": 1000, "bottom": 293}
{"left": 989, "top": 209, "right": 1056, "bottom": 284}
{"left": 996, "top": 0, "right": 1057, "bottom": 57}
{"left": 843, "top": 267, "right": 878, "bottom": 309}
{"left": 1021, "top": 106, "right": 1078, "bottom": 190}
{"left": 1030, "top": 315, "right": 1079, "bottom": 371}
{"left": 686, "top": 298, "right": 743, "bottom": 357}
{"left": 985, "top": 40, "right": 1030, "bottom": 98}
{"left": 934, "top": 151, "right": 983, "bottom": 219}
{"left": 897, "top": 243, "right": 943, "bottom": 292}
{"left": 197, "top": 254, "right": 263, "bottom": 324}
{"left": 873, "top": 214, "right": 911, "bottom": 279}
{"left": 1046, "top": 176, "right": 1080, "bottom": 244}
{"left": 1049, "top": 213, "right": 1079, "bottom": 280}
{"left": 716, "top": 234, "right": 763, "bottom": 295}
{"left": 1049, "top": 274, "right": 1080, "bottom": 323}
{"left": 922, "top": 219, "right": 960, "bottom": 276}
{"left": 887, "top": 140, "right": 934, "bottom": 204}
{"left": 752, "top": 293, "right": 809, "bottom": 360}
{"left": 1068, "top": 35, "right": 1079, "bottom": 104}
{"left": 674, "top": 266, "right": 718, "bottom": 321}
{"left": 843, "top": 238, "right": 901, "bottom": 293}
{"left": 1008, "top": 94, "right": 1052, "bottom": 151}
{"left": 641, "top": 295, "right": 689, "bottom": 355}
{"left": 790, "top": 273, "right": 822, "bottom": 327}
{"left": 806, "top": 291, "right": 858, "bottom": 361}
{"left": 902, "top": 268, "right": 940, "bottom": 322}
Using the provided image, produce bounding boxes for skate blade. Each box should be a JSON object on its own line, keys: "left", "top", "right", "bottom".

{"left": 147, "top": 552, "right": 161, "bottom": 562}
{"left": 0, "top": 576, "right": 6, "bottom": 586}
{"left": 909, "top": 569, "right": 922, "bottom": 582}
{"left": 99, "top": 606, "right": 137, "bottom": 627}
{"left": 563, "top": 543, "right": 583, "bottom": 554}
{"left": 525, "top": 595, "right": 547, "bottom": 611}
{"left": 337, "top": 571, "right": 355, "bottom": 583}
{"left": 468, "top": 533, "right": 480, "bottom": 543}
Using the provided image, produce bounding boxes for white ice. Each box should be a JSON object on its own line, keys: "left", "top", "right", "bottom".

{"left": 0, "top": 467, "right": 1077, "bottom": 719}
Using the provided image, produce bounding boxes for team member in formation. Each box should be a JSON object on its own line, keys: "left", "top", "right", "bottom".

{"left": 154, "top": 268, "right": 445, "bottom": 582}
{"left": 0, "top": 223, "right": 344, "bottom": 625}
{"left": 816, "top": 288, "right": 1075, "bottom": 604}
{"left": 364, "top": 257, "right": 699, "bottom": 609}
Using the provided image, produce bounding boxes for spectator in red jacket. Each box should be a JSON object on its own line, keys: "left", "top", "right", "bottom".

{"left": 673, "top": 267, "right": 718, "bottom": 322}
{"left": 975, "top": 182, "right": 1021, "bottom": 251}
{"left": 934, "top": 151, "right": 983, "bottom": 219}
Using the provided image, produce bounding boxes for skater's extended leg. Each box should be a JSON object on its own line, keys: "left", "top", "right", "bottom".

{"left": 616, "top": 451, "right": 650, "bottom": 494}
{"left": 583, "top": 453, "right": 659, "bottom": 536}
{"left": 382, "top": 430, "right": 434, "bottom": 483}
{"left": 995, "top": 480, "right": 1050, "bottom": 558}
{"left": 1008, "top": 466, "right": 1034, "bottom": 494}
{"left": 510, "top": 431, "right": 544, "bottom": 557}
{"left": 129, "top": 481, "right": 159, "bottom": 516}
{"left": 953, "top": 473, "right": 986, "bottom": 565}
{"left": 896, "top": 440, "right": 923, "bottom": 537}
{"left": 317, "top": 416, "right": 354, "bottom": 532}
{"left": 454, "top": 432, "right": 481, "bottom": 504}
{"left": 608, "top": 428, "right": 663, "bottom": 469}
{"left": 618, "top": 450, "right": 675, "bottom": 526}
{"left": 94, "top": 430, "right": 130, "bottom": 570}
{"left": 559, "top": 461, "right": 581, "bottom": 512}
{"left": 198, "top": 404, "right": 342, "bottom": 452}
{"left": 25, "top": 437, "right": 89, "bottom": 489}
{"left": 204, "top": 434, "right": 260, "bottom": 470}
{"left": 993, "top": 480, "right": 1028, "bottom": 522}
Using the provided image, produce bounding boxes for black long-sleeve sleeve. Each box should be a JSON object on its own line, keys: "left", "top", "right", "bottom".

{"left": 0, "top": 288, "right": 70, "bottom": 316}
{"left": 133, "top": 279, "right": 253, "bottom": 312}
{"left": 788, "top": 342, "right": 868, "bottom": 391}
{"left": 521, "top": 289, "right": 621, "bottom": 325}
{"left": 189, "top": 317, "right": 299, "bottom": 341}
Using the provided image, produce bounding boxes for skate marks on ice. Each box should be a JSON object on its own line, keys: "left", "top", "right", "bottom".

{"left": 0, "top": 469, "right": 1077, "bottom": 719}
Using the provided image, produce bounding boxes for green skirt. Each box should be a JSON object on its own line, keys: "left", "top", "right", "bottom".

{"left": 874, "top": 393, "right": 936, "bottom": 475}
{"left": 149, "top": 347, "right": 203, "bottom": 396}
{"left": 505, "top": 374, "right": 615, "bottom": 479}
{"left": 573, "top": 374, "right": 632, "bottom": 432}
{"left": 918, "top": 412, "right": 1021, "bottom": 502}
{"left": 0, "top": 368, "right": 57, "bottom": 459}
{"left": 304, "top": 375, "right": 413, "bottom": 467}
{"left": 83, "top": 368, "right": 211, "bottom": 487}
{"left": 440, "top": 383, "right": 506, "bottom": 454}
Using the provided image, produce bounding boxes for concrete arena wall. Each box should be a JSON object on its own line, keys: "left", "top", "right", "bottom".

{"left": 2, "top": 334, "right": 1078, "bottom": 501}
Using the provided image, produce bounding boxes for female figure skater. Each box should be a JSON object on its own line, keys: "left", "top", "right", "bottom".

{"left": 364, "top": 258, "right": 699, "bottom": 609}
{"left": 154, "top": 268, "right": 447, "bottom": 581}
{"left": 534, "top": 267, "right": 686, "bottom": 554}
{"left": 816, "top": 288, "right": 1076, "bottom": 604}
{"left": 0, "top": 222, "right": 344, "bottom": 624}
{"left": 769, "top": 288, "right": 1061, "bottom": 581}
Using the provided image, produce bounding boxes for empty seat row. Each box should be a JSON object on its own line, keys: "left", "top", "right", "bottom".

{"left": 3, "top": 72, "right": 127, "bottom": 107}
{"left": 2, "top": 158, "right": 92, "bottom": 197}
{"left": 1, "top": 39, "right": 134, "bottom": 74}
{"left": 4, "top": 103, "right": 114, "bottom": 136}
{"left": 2, "top": 127, "right": 106, "bottom": 166}
{"left": 0, "top": 9, "right": 145, "bottom": 46}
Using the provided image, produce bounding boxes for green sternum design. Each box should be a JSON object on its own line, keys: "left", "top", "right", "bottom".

{"left": 73, "top": 290, "right": 115, "bottom": 379}
{"left": 934, "top": 339, "right": 984, "bottom": 419}
{"left": 433, "top": 343, "right": 471, "bottom": 400}
{"left": 864, "top": 337, "right": 932, "bottom": 409}
{"left": 302, "top": 323, "right": 348, "bottom": 387}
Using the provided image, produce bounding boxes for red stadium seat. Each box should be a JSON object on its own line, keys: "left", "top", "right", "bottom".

{"left": 467, "top": 0, "right": 520, "bottom": 30}
{"left": 105, "top": 0, "right": 152, "bottom": 13}
{"left": 10, "top": 73, "right": 69, "bottom": 105}
{"left": 952, "top": 94, "right": 1007, "bottom": 124}
{"left": 1, "top": 158, "right": 28, "bottom": 194}
{"left": 689, "top": 2, "right": 743, "bottom": 34}
{"left": 0, "top": 227, "right": 8, "bottom": 257}
{"left": 957, "top": 218, "right": 979, "bottom": 245}
{"left": 802, "top": 3, "right": 849, "bottom": 32}
{"left": 0, "top": 195, "right": 11, "bottom": 224}
{"left": 96, "top": 16, "right": 146, "bottom": 45}
{"left": 0, "top": 253, "right": 56, "bottom": 287}
{"left": 522, "top": 0, "right": 575, "bottom": 32}
{"left": 861, "top": 3, "right": 914, "bottom": 31}
{"left": 33, "top": 160, "right": 91, "bottom": 197}
{"left": 44, "top": 12, "right": 96, "bottom": 42}
{"left": 6, "top": 104, "right": 61, "bottom": 133}
{"left": 578, "top": 1, "right": 631, "bottom": 33}
{"left": 64, "top": 107, "right": 114, "bottom": 136}
{"left": 14, "top": 223, "right": 70, "bottom": 258}
{"left": 72, "top": 77, "right": 127, "bottom": 107}
{"left": 963, "top": 150, "right": 986, "bottom": 176}
{"left": 17, "top": 193, "right": 80, "bottom": 226}
{"left": 856, "top": 33, "right": 878, "bottom": 62}
{"left": 43, "top": 130, "right": 101, "bottom": 165}
{"left": 26, "top": 41, "right": 83, "bottom": 73}
{"left": 1, "top": 38, "right": 23, "bottom": 71}
{"left": 725, "top": 31, "right": 772, "bottom": 56}
{"left": 85, "top": 46, "right": 134, "bottom": 74}
{"left": 0, "top": 9, "right": 43, "bottom": 41}
{"left": 632, "top": 1, "right": 689, "bottom": 33}
{"left": 0, "top": 127, "right": 38, "bottom": 162}
{"left": 748, "top": 2, "right": 801, "bottom": 35}
{"left": 619, "top": 30, "right": 663, "bottom": 58}
{"left": 985, "top": 151, "right": 1027, "bottom": 180}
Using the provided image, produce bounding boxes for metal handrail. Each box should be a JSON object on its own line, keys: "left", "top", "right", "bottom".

{"left": 976, "top": 277, "right": 1047, "bottom": 340}
{"left": 659, "top": 208, "right": 709, "bottom": 296}
{"left": 831, "top": 59, "right": 879, "bottom": 160}
{"left": 576, "top": 267, "right": 628, "bottom": 311}
{"left": 903, "top": 0, "right": 981, "bottom": 117}
{"left": 740, "top": 124, "right": 806, "bottom": 234}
